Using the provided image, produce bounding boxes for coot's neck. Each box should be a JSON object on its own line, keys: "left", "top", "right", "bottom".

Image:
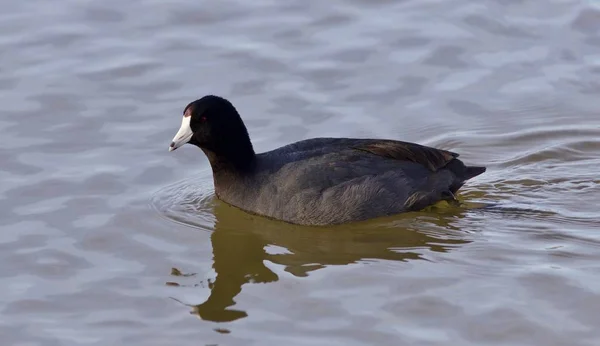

{"left": 201, "top": 144, "right": 255, "bottom": 200}
{"left": 201, "top": 144, "right": 255, "bottom": 176}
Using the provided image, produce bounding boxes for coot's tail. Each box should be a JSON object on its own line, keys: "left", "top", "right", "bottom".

{"left": 447, "top": 162, "right": 486, "bottom": 194}
{"left": 464, "top": 166, "right": 486, "bottom": 180}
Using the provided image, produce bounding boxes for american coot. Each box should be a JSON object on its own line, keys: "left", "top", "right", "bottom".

{"left": 169, "top": 95, "right": 486, "bottom": 226}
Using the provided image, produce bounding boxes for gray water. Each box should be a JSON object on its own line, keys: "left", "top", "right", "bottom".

{"left": 1, "top": 0, "right": 600, "bottom": 345}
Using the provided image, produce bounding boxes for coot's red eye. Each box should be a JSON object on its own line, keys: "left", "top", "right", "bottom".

{"left": 201, "top": 116, "right": 207, "bottom": 122}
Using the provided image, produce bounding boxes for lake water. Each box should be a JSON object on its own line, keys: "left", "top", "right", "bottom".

{"left": 1, "top": 0, "right": 600, "bottom": 345}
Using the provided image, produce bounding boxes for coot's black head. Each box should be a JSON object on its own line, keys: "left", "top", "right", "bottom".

{"left": 169, "top": 95, "right": 255, "bottom": 169}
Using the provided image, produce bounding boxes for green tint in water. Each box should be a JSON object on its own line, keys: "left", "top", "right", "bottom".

{"left": 162, "top": 196, "right": 477, "bottom": 323}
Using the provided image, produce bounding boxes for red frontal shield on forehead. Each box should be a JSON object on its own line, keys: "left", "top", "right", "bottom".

{"left": 183, "top": 106, "right": 193, "bottom": 117}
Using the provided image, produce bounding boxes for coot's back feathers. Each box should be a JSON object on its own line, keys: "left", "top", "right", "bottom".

{"left": 352, "top": 140, "right": 458, "bottom": 172}
{"left": 351, "top": 139, "right": 486, "bottom": 191}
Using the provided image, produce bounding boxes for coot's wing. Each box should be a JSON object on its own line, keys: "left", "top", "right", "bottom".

{"left": 353, "top": 140, "right": 458, "bottom": 172}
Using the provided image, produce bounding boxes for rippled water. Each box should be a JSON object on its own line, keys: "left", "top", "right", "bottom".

{"left": 1, "top": 0, "right": 600, "bottom": 345}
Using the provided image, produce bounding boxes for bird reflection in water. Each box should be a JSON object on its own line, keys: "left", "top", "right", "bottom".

{"left": 166, "top": 198, "right": 477, "bottom": 323}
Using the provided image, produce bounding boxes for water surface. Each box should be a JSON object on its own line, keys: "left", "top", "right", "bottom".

{"left": 1, "top": 0, "right": 600, "bottom": 345}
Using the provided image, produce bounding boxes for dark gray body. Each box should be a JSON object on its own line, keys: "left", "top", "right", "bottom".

{"left": 211, "top": 137, "right": 485, "bottom": 226}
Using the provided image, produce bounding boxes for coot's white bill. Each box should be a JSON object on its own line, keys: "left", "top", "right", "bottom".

{"left": 169, "top": 115, "right": 193, "bottom": 151}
